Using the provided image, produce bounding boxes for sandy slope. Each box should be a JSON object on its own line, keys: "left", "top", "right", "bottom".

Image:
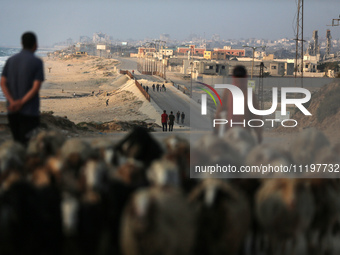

{"left": 40, "top": 55, "right": 158, "bottom": 124}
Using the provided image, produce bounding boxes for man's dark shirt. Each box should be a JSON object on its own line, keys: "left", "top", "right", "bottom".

{"left": 2, "top": 49, "right": 44, "bottom": 116}
{"left": 168, "top": 114, "right": 175, "bottom": 124}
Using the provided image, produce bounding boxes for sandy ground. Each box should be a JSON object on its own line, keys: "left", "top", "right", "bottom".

{"left": 40, "top": 55, "right": 156, "bottom": 124}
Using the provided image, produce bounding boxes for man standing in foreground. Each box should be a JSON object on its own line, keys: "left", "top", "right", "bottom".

{"left": 161, "top": 110, "right": 168, "bottom": 132}
{"left": 0, "top": 32, "right": 44, "bottom": 146}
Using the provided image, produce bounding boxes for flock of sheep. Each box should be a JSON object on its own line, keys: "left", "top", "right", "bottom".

{"left": 0, "top": 127, "right": 339, "bottom": 255}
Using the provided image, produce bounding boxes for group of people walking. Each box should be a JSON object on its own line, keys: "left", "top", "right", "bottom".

{"left": 161, "top": 110, "right": 185, "bottom": 132}
{"left": 152, "top": 84, "right": 166, "bottom": 92}
{"left": 141, "top": 83, "right": 167, "bottom": 94}
{"left": 142, "top": 84, "right": 150, "bottom": 93}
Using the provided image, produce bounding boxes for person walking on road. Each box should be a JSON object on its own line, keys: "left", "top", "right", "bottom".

{"left": 176, "top": 111, "right": 180, "bottom": 123}
{"left": 156, "top": 84, "right": 160, "bottom": 92}
{"left": 146, "top": 86, "right": 149, "bottom": 93}
{"left": 168, "top": 111, "right": 175, "bottom": 131}
{"left": 152, "top": 84, "right": 155, "bottom": 91}
{"left": 0, "top": 32, "right": 44, "bottom": 146}
{"left": 106, "top": 99, "right": 109, "bottom": 106}
{"left": 162, "top": 84, "right": 166, "bottom": 92}
{"left": 181, "top": 112, "right": 185, "bottom": 124}
{"left": 161, "top": 110, "right": 168, "bottom": 132}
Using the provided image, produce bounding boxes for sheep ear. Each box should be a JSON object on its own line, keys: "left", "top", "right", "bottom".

{"left": 205, "top": 186, "right": 216, "bottom": 207}
{"left": 135, "top": 192, "right": 149, "bottom": 218}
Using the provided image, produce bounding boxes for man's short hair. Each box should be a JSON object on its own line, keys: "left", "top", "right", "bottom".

{"left": 22, "top": 32, "right": 37, "bottom": 49}
{"left": 163, "top": 110, "right": 166, "bottom": 113}
{"left": 232, "top": 65, "right": 247, "bottom": 78}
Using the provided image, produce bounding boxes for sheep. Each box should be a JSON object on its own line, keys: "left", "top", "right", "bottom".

{"left": 255, "top": 179, "right": 315, "bottom": 254}
{"left": 114, "top": 127, "right": 163, "bottom": 168}
{"left": 222, "top": 127, "right": 257, "bottom": 161}
{"left": 59, "top": 138, "right": 96, "bottom": 194}
{"left": 162, "top": 135, "right": 204, "bottom": 192}
{"left": 0, "top": 178, "right": 42, "bottom": 254}
{"left": 289, "top": 128, "right": 330, "bottom": 165}
{"left": 306, "top": 179, "right": 340, "bottom": 255}
{"left": 189, "top": 179, "right": 250, "bottom": 255}
{"left": 246, "top": 144, "right": 293, "bottom": 178}
{"left": 147, "top": 158, "right": 180, "bottom": 187}
{"left": 0, "top": 141, "right": 25, "bottom": 177}
{"left": 120, "top": 187, "right": 195, "bottom": 255}
{"left": 26, "top": 130, "right": 66, "bottom": 159}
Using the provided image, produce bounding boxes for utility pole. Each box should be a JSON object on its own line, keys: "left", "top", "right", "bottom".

{"left": 242, "top": 45, "right": 266, "bottom": 79}
{"left": 190, "top": 55, "right": 193, "bottom": 98}
{"left": 294, "top": 0, "right": 304, "bottom": 88}
{"left": 258, "top": 62, "right": 266, "bottom": 110}
{"left": 326, "top": 29, "right": 332, "bottom": 57}
{"left": 328, "top": 15, "right": 340, "bottom": 26}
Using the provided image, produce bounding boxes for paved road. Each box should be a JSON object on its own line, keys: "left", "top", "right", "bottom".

{"left": 115, "top": 57, "right": 212, "bottom": 130}
{"left": 115, "top": 57, "right": 138, "bottom": 71}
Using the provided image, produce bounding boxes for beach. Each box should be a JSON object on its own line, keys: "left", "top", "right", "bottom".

{"left": 40, "top": 55, "right": 159, "bottom": 125}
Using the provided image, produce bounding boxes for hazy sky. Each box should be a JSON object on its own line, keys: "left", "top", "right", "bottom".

{"left": 1, "top": 0, "right": 340, "bottom": 47}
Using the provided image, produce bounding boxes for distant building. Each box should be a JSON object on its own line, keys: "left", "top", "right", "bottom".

{"left": 75, "top": 43, "right": 89, "bottom": 53}
{"left": 138, "top": 47, "right": 156, "bottom": 58}
{"left": 212, "top": 51, "right": 226, "bottom": 60}
{"left": 160, "top": 48, "right": 174, "bottom": 57}
{"left": 184, "top": 60, "right": 228, "bottom": 76}
{"left": 269, "top": 62, "right": 285, "bottom": 76}
{"left": 204, "top": 51, "right": 212, "bottom": 60}
{"left": 212, "top": 34, "right": 220, "bottom": 42}
{"left": 227, "top": 60, "right": 294, "bottom": 76}
{"left": 213, "top": 47, "right": 245, "bottom": 57}
{"left": 79, "top": 36, "right": 91, "bottom": 43}
{"left": 160, "top": 34, "right": 170, "bottom": 42}
{"left": 263, "top": 54, "right": 275, "bottom": 61}
{"left": 93, "top": 32, "right": 110, "bottom": 43}
{"left": 177, "top": 45, "right": 206, "bottom": 56}
{"left": 66, "top": 38, "right": 73, "bottom": 46}
{"left": 75, "top": 51, "right": 87, "bottom": 56}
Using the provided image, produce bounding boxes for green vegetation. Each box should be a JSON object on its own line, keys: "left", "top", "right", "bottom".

{"left": 317, "top": 62, "right": 340, "bottom": 73}
{"left": 316, "top": 86, "right": 340, "bottom": 122}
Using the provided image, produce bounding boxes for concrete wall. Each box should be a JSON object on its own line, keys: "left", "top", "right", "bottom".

{"left": 183, "top": 59, "right": 190, "bottom": 74}
{"left": 211, "top": 51, "right": 226, "bottom": 60}
{"left": 269, "top": 63, "right": 285, "bottom": 76}
{"left": 200, "top": 62, "right": 217, "bottom": 75}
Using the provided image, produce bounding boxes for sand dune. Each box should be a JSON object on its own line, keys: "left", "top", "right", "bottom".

{"left": 40, "top": 55, "right": 157, "bottom": 125}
